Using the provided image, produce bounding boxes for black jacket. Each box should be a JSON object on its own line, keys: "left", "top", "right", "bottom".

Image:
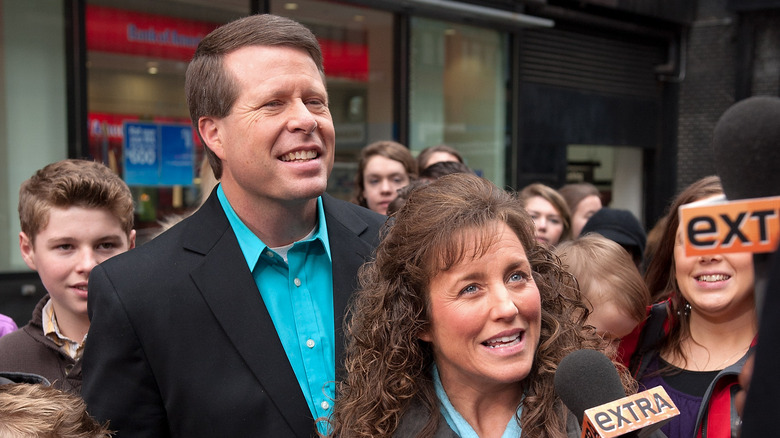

{"left": 82, "top": 191, "right": 384, "bottom": 437}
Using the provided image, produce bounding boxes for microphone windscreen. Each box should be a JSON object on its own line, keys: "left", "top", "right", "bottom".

{"left": 554, "top": 349, "right": 626, "bottom": 425}
{"left": 712, "top": 96, "right": 780, "bottom": 200}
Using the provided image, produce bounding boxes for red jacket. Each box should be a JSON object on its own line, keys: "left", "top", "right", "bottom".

{"left": 624, "top": 300, "right": 753, "bottom": 438}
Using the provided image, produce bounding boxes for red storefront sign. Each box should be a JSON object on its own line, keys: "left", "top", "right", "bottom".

{"left": 86, "top": 5, "right": 218, "bottom": 61}
{"left": 86, "top": 5, "right": 368, "bottom": 80}
{"left": 321, "top": 40, "right": 369, "bottom": 81}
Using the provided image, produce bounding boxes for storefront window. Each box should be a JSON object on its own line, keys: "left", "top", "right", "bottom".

{"left": 409, "top": 17, "right": 507, "bottom": 187}
{"left": 85, "top": 0, "right": 249, "bottom": 242}
{"left": 0, "top": 0, "right": 68, "bottom": 272}
{"left": 567, "top": 144, "right": 645, "bottom": 220}
{"left": 84, "top": 1, "right": 393, "bottom": 240}
{"left": 272, "top": 0, "right": 395, "bottom": 201}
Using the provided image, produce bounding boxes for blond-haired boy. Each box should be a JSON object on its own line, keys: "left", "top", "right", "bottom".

{"left": 0, "top": 159, "right": 135, "bottom": 393}
{"left": 0, "top": 382, "right": 113, "bottom": 437}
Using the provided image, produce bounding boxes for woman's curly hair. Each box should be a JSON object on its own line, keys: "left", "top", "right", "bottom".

{"left": 329, "top": 173, "right": 633, "bottom": 438}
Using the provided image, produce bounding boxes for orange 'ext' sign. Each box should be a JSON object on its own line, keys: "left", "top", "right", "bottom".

{"left": 679, "top": 195, "right": 780, "bottom": 257}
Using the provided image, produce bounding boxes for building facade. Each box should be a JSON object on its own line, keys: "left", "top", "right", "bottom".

{"left": 678, "top": 0, "right": 780, "bottom": 189}
{"left": 1, "top": 0, "right": 778, "bottom": 323}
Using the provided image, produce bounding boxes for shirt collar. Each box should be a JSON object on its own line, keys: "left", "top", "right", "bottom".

{"left": 42, "top": 299, "right": 59, "bottom": 339}
{"left": 433, "top": 364, "right": 523, "bottom": 438}
{"left": 42, "top": 299, "right": 85, "bottom": 353}
{"left": 217, "top": 184, "right": 331, "bottom": 269}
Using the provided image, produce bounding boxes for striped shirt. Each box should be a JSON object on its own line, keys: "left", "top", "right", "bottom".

{"left": 42, "top": 299, "right": 85, "bottom": 360}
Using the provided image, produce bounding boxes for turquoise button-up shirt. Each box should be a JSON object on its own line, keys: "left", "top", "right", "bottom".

{"left": 218, "top": 185, "right": 335, "bottom": 433}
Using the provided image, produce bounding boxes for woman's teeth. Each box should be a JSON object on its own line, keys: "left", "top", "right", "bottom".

{"left": 696, "top": 274, "right": 730, "bottom": 282}
{"left": 483, "top": 334, "right": 521, "bottom": 348}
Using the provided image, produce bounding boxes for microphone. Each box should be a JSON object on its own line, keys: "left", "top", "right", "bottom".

{"left": 554, "top": 349, "right": 679, "bottom": 438}
{"left": 711, "top": 96, "right": 780, "bottom": 316}
{"left": 679, "top": 96, "right": 780, "bottom": 260}
{"left": 711, "top": 96, "right": 780, "bottom": 437}
{"left": 712, "top": 96, "right": 780, "bottom": 202}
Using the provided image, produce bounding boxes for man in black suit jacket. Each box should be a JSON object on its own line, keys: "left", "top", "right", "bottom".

{"left": 81, "top": 14, "right": 385, "bottom": 437}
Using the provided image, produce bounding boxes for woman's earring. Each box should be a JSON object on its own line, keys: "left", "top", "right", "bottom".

{"left": 677, "top": 302, "right": 692, "bottom": 318}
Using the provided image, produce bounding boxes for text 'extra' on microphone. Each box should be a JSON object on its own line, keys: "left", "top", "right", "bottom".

{"left": 554, "top": 349, "right": 679, "bottom": 438}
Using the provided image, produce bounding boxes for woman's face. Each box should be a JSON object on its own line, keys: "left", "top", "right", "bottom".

{"left": 673, "top": 222, "right": 755, "bottom": 320}
{"left": 525, "top": 196, "right": 564, "bottom": 245}
{"left": 362, "top": 155, "right": 410, "bottom": 215}
{"left": 420, "top": 222, "right": 542, "bottom": 395}
{"left": 571, "top": 195, "right": 602, "bottom": 238}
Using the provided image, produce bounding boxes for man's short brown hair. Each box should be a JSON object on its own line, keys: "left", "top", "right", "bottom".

{"left": 18, "top": 159, "right": 134, "bottom": 244}
{"left": 185, "top": 14, "right": 324, "bottom": 180}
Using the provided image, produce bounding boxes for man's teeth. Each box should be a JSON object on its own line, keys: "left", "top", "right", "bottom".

{"left": 697, "top": 274, "right": 730, "bottom": 282}
{"left": 75, "top": 286, "right": 88, "bottom": 291}
{"left": 280, "top": 150, "right": 318, "bottom": 162}
{"left": 483, "top": 334, "right": 521, "bottom": 348}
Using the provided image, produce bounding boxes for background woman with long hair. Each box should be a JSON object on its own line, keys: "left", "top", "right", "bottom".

{"left": 632, "top": 175, "right": 757, "bottom": 438}
{"left": 519, "top": 183, "right": 572, "bottom": 247}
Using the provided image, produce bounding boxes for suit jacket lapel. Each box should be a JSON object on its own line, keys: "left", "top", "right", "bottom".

{"left": 322, "top": 194, "right": 379, "bottom": 381}
{"left": 184, "top": 193, "right": 313, "bottom": 438}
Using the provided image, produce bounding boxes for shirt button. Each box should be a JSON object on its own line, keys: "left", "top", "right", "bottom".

{"left": 294, "top": 278, "right": 301, "bottom": 287}
{"left": 265, "top": 250, "right": 274, "bottom": 258}
{"left": 321, "top": 401, "right": 330, "bottom": 410}
{"left": 306, "top": 339, "right": 315, "bottom": 348}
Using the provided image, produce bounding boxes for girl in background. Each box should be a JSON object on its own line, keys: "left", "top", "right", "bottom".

{"left": 353, "top": 141, "right": 417, "bottom": 216}
{"left": 632, "top": 175, "right": 756, "bottom": 438}
{"left": 558, "top": 182, "right": 602, "bottom": 238}
{"left": 519, "top": 183, "right": 572, "bottom": 247}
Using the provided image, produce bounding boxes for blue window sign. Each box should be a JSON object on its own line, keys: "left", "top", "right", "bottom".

{"left": 123, "top": 121, "right": 194, "bottom": 186}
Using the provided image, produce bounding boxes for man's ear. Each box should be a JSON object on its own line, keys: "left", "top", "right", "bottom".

{"left": 19, "top": 232, "right": 37, "bottom": 271}
{"left": 128, "top": 229, "right": 137, "bottom": 250}
{"left": 198, "top": 117, "right": 226, "bottom": 160}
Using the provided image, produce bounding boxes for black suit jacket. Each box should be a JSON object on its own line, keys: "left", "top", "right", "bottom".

{"left": 82, "top": 191, "right": 384, "bottom": 437}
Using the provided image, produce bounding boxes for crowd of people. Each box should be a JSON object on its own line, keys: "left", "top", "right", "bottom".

{"left": 0, "top": 12, "right": 774, "bottom": 438}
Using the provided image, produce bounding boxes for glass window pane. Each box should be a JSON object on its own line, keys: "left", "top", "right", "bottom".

{"left": 409, "top": 17, "right": 507, "bottom": 187}
{"left": 567, "top": 144, "right": 644, "bottom": 220}
{"left": 85, "top": 0, "right": 250, "bottom": 243}
{"left": 272, "top": 0, "right": 395, "bottom": 201}
{"left": 0, "top": 0, "right": 67, "bottom": 272}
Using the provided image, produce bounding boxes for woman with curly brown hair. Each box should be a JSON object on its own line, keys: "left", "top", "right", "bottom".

{"left": 329, "top": 173, "right": 632, "bottom": 438}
